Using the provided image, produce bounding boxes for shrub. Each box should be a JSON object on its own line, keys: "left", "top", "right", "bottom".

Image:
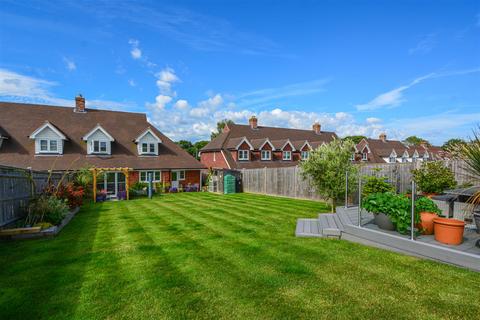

{"left": 412, "top": 162, "right": 456, "bottom": 194}
{"left": 44, "top": 182, "right": 84, "bottom": 208}
{"left": 362, "top": 192, "right": 418, "bottom": 234}
{"left": 362, "top": 175, "right": 395, "bottom": 198}
{"left": 415, "top": 197, "right": 441, "bottom": 215}
{"left": 27, "top": 195, "right": 69, "bottom": 226}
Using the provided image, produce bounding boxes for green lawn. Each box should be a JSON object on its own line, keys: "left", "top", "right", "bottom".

{"left": 0, "top": 193, "right": 479, "bottom": 319}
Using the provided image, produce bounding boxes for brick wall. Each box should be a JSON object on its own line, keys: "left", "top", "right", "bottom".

{"left": 200, "top": 151, "right": 229, "bottom": 169}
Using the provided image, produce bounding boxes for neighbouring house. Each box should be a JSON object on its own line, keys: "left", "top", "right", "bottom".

{"left": 0, "top": 96, "right": 205, "bottom": 198}
{"left": 200, "top": 116, "right": 338, "bottom": 169}
{"left": 354, "top": 133, "right": 448, "bottom": 164}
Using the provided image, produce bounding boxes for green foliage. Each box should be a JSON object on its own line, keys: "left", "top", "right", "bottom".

{"left": 176, "top": 140, "right": 210, "bottom": 159}
{"left": 412, "top": 161, "right": 456, "bottom": 194}
{"left": 211, "top": 119, "right": 234, "bottom": 140}
{"left": 27, "top": 195, "right": 69, "bottom": 226}
{"left": 404, "top": 136, "right": 429, "bottom": 146}
{"left": 415, "top": 197, "right": 441, "bottom": 215}
{"left": 74, "top": 166, "right": 93, "bottom": 188}
{"left": 362, "top": 192, "right": 418, "bottom": 234}
{"left": 442, "top": 138, "right": 466, "bottom": 151}
{"left": 343, "top": 135, "right": 366, "bottom": 144}
{"left": 460, "top": 127, "right": 480, "bottom": 208}
{"left": 300, "top": 139, "right": 357, "bottom": 211}
{"left": 129, "top": 182, "right": 148, "bottom": 191}
{"left": 362, "top": 175, "right": 395, "bottom": 198}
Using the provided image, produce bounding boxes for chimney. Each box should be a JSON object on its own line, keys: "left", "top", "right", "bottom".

{"left": 75, "top": 94, "right": 86, "bottom": 113}
{"left": 312, "top": 122, "right": 321, "bottom": 135}
{"left": 379, "top": 133, "right": 387, "bottom": 142}
{"left": 249, "top": 116, "right": 258, "bottom": 129}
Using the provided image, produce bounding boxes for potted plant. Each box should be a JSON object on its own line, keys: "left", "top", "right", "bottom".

{"left": 361, "top": 173, "right": 395, "bottom": 198}
{"left": 362, "top": 192, "right": 397, "bottom": 230}
{"left": 412, "top": 162, "right": 456, "bottom": 197}
{"left": 415, "top": 197, "right": 441, "bottom": 235}
{"left": 96, "top": 189, "right": 107, "bottom": 202}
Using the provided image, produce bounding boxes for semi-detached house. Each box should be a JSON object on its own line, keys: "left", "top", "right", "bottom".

{"left": 0, "top": 96, "right": 205, "bottom": 198}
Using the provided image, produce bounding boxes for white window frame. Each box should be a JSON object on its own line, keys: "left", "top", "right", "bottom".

{"left": 389, "top": 156, "right": 397, "bottom": 163}
{"left": 139, "top": 170, "right": 161, "bottom": 182}
{"left": 362, "top": 152, "right": 368, "bottom": 161}
{"left": 261, "top": 150, "right": 271, "bottom": 160}
{"left": 350, "top": 153, "right": 355, "bottom": 161}
{"left": 141, "top": 142, "right": 157, "bottom": 155}
{"left": 92, "top": 140, "right": 108, "bottom": 154}
{"left": 301, "top": 151, "right": 309, "bottom": 160}
{"left": 282, "top": 150, "right": 292, "bottom": 161}
{"left": 238, "top": 149, "right": 249, "bottom": 161}
{"left": 38, "top": 138, "right": 60, "bottom": 153}
{"left": 172, "top": 170, "right": 186, "bottom": 181}
{"left": 412, "top": 156, "right": 418, "bottom": 162}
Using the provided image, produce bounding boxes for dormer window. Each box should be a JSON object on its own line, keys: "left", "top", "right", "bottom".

{"left": 261, "top": 150, "right": 271, "bottom": 160}
{"left": 423, "top": 152, "right": 429, "bottom": 161}
{"left": 350, "top": 153, "right": 355, "bottom": 161}
{"left": 389, "top": 156, "right": 396, "bottom": 163}
{"left": 301, "top": 151, "right": 310, "bottom": 160}
{"left": 83, "top": 124, "right": 114, "bottom": 155}
{"left": 283, "top": 151, "right": 292, "bottom": 161}
{"left": 238, "top": 149, "right": 249, "bottom": 161}
{"left": 135, "top": 128, "right": 162, "bottom": 156}
{"left": 362, "top": 152, "right": 368, "bottom": 161}
{"left": 92, "top": 140, "right": 108, "bottom": 153}
{"left": 30, "top": 121, "right": 67, "bottom": 155}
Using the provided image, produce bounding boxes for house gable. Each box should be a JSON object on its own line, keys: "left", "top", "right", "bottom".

{"left": 29, "top": 122, "right": 67, "bottom": 155}
{"left": 135, "top": 128, "right": 162, "bottom": 155}
{"left": 82, "top": 124, "right": 114, "bottom": 155}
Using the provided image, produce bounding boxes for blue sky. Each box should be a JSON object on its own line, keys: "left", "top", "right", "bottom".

{"left": 0, "top": 0, "right": 479, "bottom": 144}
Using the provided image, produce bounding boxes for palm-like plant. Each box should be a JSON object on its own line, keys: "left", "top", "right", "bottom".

{"left": 460, "top": 127, "right": 480, "bottom": 210}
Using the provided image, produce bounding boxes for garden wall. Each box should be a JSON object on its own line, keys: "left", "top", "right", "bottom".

{"left": 241, "top": 160, "right": 478, "bottom": 202}
{"left": 0, "top": 166, "right": 65, "bottom": 226}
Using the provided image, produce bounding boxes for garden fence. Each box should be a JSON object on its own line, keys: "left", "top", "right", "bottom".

{"left": 241, "top": 160, "right": 478, "bottom": 202}
{"left": 0, "top": 166, "right": 65, "bottom": 226}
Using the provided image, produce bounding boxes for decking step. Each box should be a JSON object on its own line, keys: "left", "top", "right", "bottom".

{"left": 295, "top": 219, "right": 322, "bottom": 238}
{"left": 322, "top": 228, "right": 342, "bottom": 237}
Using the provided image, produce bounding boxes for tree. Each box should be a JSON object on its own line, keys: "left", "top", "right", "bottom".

{"left": 194, "top": 140, "right": 209, "bottom": 159}
{"left": 176, "top": 140, "right": 195, "bottom": 157}
{"left": 300, "top": 139, "right": 358, "bottom": 212}
{"left": 211, "top": 119, "right": 234, "bottom": 140}
{"left": 404, "top": 136, "right": 430, "bottom": 146}
{"left": 176, "top": 140, "right": 210, "bottom": 159}
{"left": 442, "top": 138, "right": 466, "bottom": 151}
{"left": 343, "top": 135, "right": 367, "bottom": 144}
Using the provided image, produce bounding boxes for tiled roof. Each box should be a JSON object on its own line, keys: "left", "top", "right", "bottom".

{"left": 0, "top": 101, "right": 204, "bottom": 171}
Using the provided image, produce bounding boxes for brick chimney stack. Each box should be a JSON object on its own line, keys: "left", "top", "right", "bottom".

{"left": 249, "top": 116, "right": 258, "bottom": 129}
{"left": 75, "top": 94, "right": 86, "bottom": 113}
{"left": 312, "top": 122, "right": 321, "bottom": 135}
{"left": 379, "top": 133, "right": 387, "bottom": 142}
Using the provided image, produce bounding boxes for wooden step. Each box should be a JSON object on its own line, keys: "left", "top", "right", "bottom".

{"left": 295, "top": 219, "right": 322, "bottom": 238}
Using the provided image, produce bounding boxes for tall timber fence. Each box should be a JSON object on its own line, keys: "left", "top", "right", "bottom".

{"left": 0, "top": 166, "right": 65, "bottom": 226}
{"left": 241, "top": 160, "right": 477, "bottom": 201}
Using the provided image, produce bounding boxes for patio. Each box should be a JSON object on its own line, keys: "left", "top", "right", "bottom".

{"left": 296, "top": 206, "right": 480, "bottom": 272}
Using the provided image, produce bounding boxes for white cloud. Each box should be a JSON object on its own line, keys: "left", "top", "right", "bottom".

{"left": 366, "top": 117, "right": 381, "bottom": 124}
{"left": 155, "top": 67, "right": 180, "bottom": 95}
{"left": 147, "top": 94, "right": 172, "bottom": 111}
{"left": 356, "top": 73, "right": 434, "bottom": 111}
{"left": 128, "top": 39, "right": 142, "bottom": 59}
{"left": 62, "top": 57, "right": 76, "bottom": 71}
{"left": 408, "top": 33, "right": 436, "bottom": 55}
{"left": 190, "top": 94, "right": 224, "bottom": 118}
{"left": 128, "top": 79, "right": 136, "bottom": 87}
{"left": 0, "top": 68, "right": 135, "bottom": 110}
{"left": 174, "top": 99, "right": 189, "bottom": 110}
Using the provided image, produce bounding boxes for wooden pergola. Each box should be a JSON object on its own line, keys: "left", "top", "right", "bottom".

{"left": 90, "top": 167, "right": 132, "bottom": 202}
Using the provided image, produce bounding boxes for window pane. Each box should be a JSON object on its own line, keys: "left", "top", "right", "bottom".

{"left": 40, "top": 140, "right": 48, "bottom": 151}
{"left": 179, "top": 171, "right": 185, "bottom": 180}
{"left": 142, "top": 143, "right": 148, "bottom": 153}
{"left": 50, "top": 140, "right": 58, "bottom": 151}
{"left": 140, "top": 172, "right": 146, "bottom": 181}
{"left": 155, "top": 171, "right": 160, "bottom": 181}
{"left": 149, "top": 144, "right": 155, "bottom": 153}
{"left": 93, "top": 141, "right": 99, "bottom": 152}
{"left": 100, "top": 141, "right": 107, "bottom": 152}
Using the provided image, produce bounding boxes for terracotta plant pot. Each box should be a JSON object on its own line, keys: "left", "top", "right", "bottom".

{"left": 433, "top": 218, "right": 465, "bottom": 245}
{"left": 423, "top": 193, "right": 438, "bottom": 199}
{"left": 418, "top": 212, "right": 437, "bottom": 235}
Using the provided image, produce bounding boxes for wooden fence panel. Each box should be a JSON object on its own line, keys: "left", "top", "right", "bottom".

{"left": 241, "top": 160, "right": 478, "bottom": 202}
{"left": 0, "top": 166, "right": 64, "bottom": 226}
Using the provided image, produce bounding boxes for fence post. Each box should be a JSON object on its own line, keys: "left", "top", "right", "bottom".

{"left": 410, "top": 180, "right": 416, "bottom": 241}
{"left": 264, "top": 167, "right": 267, "bottom": 194}
{"left": 345, "top": 171, "right": 348, "bottom": 208}
{"left": 358, "top": 176, "right": 362, "bottom": 227}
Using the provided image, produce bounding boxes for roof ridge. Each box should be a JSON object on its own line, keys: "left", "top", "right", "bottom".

{"left": 232, "top": 123, "right": 336, "bottom": 134}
